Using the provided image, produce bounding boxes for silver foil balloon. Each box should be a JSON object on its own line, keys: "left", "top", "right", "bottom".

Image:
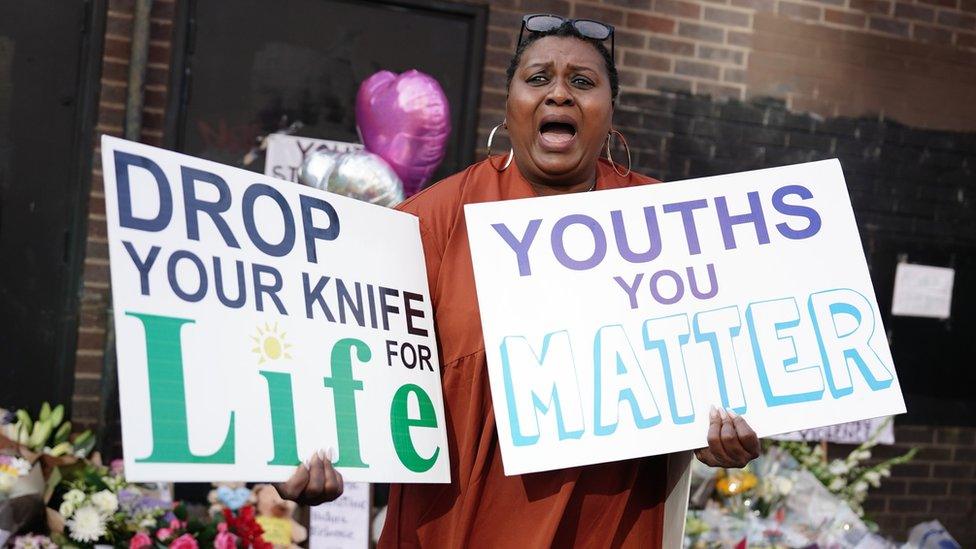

{"left": 299, "top": 149, "right": 405, "bottom": 207}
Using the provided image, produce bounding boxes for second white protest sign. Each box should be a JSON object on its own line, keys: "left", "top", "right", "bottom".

{"left": 464, "top": 159, "right": 906, "bottom": 476}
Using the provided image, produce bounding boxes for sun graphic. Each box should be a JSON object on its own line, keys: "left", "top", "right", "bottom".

{"left": 251, "top": 322, "right": 292, "bottom": 364}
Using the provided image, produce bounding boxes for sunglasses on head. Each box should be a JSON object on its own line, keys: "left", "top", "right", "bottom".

{"left": 517, "top": 14, "right": 615, "bottom": 60}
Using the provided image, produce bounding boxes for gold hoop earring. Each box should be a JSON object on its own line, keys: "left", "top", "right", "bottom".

{"left": 487, "top": 121, "right": 514, "bottom": 172}
{"left": 605, "top": 129, "right": 632, "bottom": 177}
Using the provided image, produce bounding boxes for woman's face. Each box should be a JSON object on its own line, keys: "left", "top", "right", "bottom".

{"left": 507, "top": 36, "right": 613, "bottom": 188}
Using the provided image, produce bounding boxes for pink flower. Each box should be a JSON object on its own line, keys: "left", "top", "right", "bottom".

{"left": 130, "top": 532, "right": 152, "bottom": 549}
{"left": 216, "top": 522, "right": 228, "bottom": 534}
{"left": 169, "top": 534, "right": 199, "bottom": 549}
{"left": 214, "top": 531, "right": 238, "bottom": 549}
{"left": 170, "top": 519, "right": 184, "bottom": 530}
{"left": 156, "top": 528, "right": 173, "bottom": 541}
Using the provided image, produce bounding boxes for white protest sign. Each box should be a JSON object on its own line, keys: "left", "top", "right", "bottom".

{"left": 309, "top": 482, "right": 370, "bottom": 549}
{"left": 891, "top": 263, "right": 954, "bottom": 319}
{"left": 772, "top": 417, "right": 895, "bottom": 445}
{"left": 101, "top": 136, "right": 448, "bottom": 483}
{"left": 464, "top": 159, "right": 906, "bottom": 476}
{"left": 265, "top": 134, "right": 363, "bottom": 183}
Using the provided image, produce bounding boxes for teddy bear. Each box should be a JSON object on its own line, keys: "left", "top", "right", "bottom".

{"left": 252, "top": 484, "right": 308, "bottom": 549}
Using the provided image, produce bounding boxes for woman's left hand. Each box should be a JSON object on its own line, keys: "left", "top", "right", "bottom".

{"left": 694, "top": 406, "right": 761, "bottom": 468}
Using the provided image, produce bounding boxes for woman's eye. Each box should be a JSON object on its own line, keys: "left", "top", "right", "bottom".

{"left": 572, "top": 77, "right": 594, "bottom": 88}
{"left": 528, "top": 74, "right": 549, "bottom": 84}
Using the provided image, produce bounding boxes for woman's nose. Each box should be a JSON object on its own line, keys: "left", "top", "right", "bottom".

{"left": 545, "top": 80, "right": 574, "bottom": 106}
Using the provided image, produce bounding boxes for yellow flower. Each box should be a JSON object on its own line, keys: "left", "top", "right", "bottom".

{"left": 716, "top": 470, "right": 758, "bottom": 496}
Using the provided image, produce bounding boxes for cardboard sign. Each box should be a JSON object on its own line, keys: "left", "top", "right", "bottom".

{"left": 464, "top": 159, "right": 906, "bottom": 476}
{"left": 772, "top": 417, "right": 895, "bottom": 445}
{"left": 265, "top": 134, "right": 363, "bottom": 183}
{"left": 308, "top": 482, "right": 370, "bottom": 549}
{"left": 101, "top": 136, "right": 448, "bottom": 483}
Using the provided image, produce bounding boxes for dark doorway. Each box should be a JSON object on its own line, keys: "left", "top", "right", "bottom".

{"left": 0, "top": 1, "right": 104, "bottom": 413}
{"left": 166, "top": 0, "right": 487, "bottom": 183}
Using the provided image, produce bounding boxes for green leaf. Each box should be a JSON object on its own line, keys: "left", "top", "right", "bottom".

{"left": 50, "top": 404, "right": 65, "bottom": 427}
{"left": 40, "top": 402, "right": 52, "bottom": 421}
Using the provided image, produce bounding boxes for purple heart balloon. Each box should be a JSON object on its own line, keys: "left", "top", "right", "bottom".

{"left": 356, "top": 70, "right": 451, "bottom": 196}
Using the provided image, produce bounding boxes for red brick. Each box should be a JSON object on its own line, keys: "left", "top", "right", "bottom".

{"left": 648, "top": 36, "right": 695, "bottom": 55}
{"left": 150, "top": 19, "right": 173, "bottom": 41}
{"left": 779, "top": 1, "right": 824, "bottom": 20}
{"left": 889, "top": 497, "right": 929, "bottom": 512}
{"left": 930, "top": 498, "right": 973, "bottom": 515}
{"left": 86, "top": 240, "right": 109, "bottom": 261}
{"left": 574, "top": 4, "right": 626, "bottom": 26}
{"left": 869, "top": 15, "right": 910, "bottom": 35}
{"left": 624, "top": 51, "right": 672, "bottom": 71}
{"left": 963, "top": 0, "right": 976, "bottom": 12}
{"left": 908, "top": 480, "right": 948, "bottom": 495}
{"left": 825, "top": 8, "right": 867, "bottom": 26}
{"left": 520, "top": 0, "right": 571, "bottom": 15}
{"left": 105, "top": 13, "right": 133, "bottom": 37}
{"left": 628, "top": 13, "right": 677, "bottom": 33}
{"left": 938, "top": 10, "right": 976, "bottom": 29}
{"left": 605, "top": 0, "right": 653, "bottom": 8}
{"left": 104, "top": 35, "right": 131, "bottom": 59}
{"left": 895, "top": 2, "right": 936, "bottom": 20}
{"left": 654, "top": 0, "right": 702, "bottom": 19}
{"left": 958, "top": 31, "right": 976, "bottom": 47}
{"left": 696, "top": 82, "right": 743, "bottom": 99}
{"left": 675, "top": 59, "right": 722, "bottom": 79}
{"left": 913, "top": 23, "right": 953, "bottom": 42}
{"left": 616, "top": 29, "right": 648, "bottom": 48}
{"left": 723, "top": 67, "right": 746, "bottom": 83}
{"left": 918, "top": 0, "right": 958, "bottom": 6}
{"left": 727, "top": 30, "right": 753, "bottom": 47}
{"left": 677, "top": 21, "right": 725, "bottom": 42}
{"left": 75, "top": 352, "right": 105, "bottom": 374}
{"left": 704, "top": 6, "right": 751, "bottom": 26}
{"left": 850, "top": 0, "right": 892, "bottom": 14}
{"left": 933, "top": 463, "right": 974, "bottom": 478}
{"left": 698, "top": 45, "right": 746, "bottom": 64}
{"left": 645, "top": 74, "right": 693, "bottom": 92}
{"left": 617, "top": 69, "right": 645, "bottom": 88}
{"left": 731, "top": 0, "right": 776, "bottom": 12}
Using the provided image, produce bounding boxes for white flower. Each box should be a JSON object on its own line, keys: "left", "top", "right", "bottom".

{"left": 91, "top": 490, "right": 118, "bottom": 514}
{"left": 139, "top": 517, "right": 157, "bottom": 529}
{"left": 864, "top": 470, "right": 882, "bottom": 486}
{"left": 775, "top": 477, "right": 793, "bottom": 495}
{"left": 63, "top": 489, "right": 86, "bottom": 506}
{"left": 59, "top": 500, "right": 76, "bottom": 518}
{"left": 66, "top": 505, "right": 107, "bottom": 543}
{"left": 828, "top": 460, "right": 849, "bottom": 475}
{"left": 9, "top": 457, "right": 31, "bottom": 476}
{"left": 828, "top": 477, "right": 847, "bottom": 491}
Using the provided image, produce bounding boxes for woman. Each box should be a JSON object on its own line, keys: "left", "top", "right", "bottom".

{"left": 277, "top": 15, "right": 760, "bottom": 547}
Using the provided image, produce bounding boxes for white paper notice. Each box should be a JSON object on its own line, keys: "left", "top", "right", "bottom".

{"left": 772, "top": 417, "right": 895, "bottom": 445}
{"left": 265, "top": 134, "right": 362, "bottom": 183}
{"left": 891, "top": 263, "right": 954, "bottom": 319}
{"left": 309, "top": 482, "right": 370, "bottom": 549}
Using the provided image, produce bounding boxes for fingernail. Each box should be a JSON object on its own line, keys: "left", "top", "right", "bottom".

{"left": 718, "top": 408, "right": 729, "bottom": 420}
{"left": 326, "top": 447, "right": 336, "bottom": 462}
{"left": 317, "top": 449, "right": 327, "bottom": 461}
{"left": 728, "top": 409, "right": 739, "bottom": 419}
{"left": 709, "top": 406, "right": 719, "bottom": 420}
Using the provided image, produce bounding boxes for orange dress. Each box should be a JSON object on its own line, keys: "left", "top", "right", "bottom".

{"left": 381, "top": 158, "right": 668, "bottom": 548}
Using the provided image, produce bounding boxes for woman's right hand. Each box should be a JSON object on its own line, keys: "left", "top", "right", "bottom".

{"left": 273, "top": 450, "right": 344, "bottom": 505}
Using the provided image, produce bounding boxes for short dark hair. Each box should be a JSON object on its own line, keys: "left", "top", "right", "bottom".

{"left": 505, "top": 21, "right": 619, "bottom": 102}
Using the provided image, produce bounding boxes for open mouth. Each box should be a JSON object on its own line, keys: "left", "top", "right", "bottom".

{"left": 538, "top": 117, "right": 578, "bottom": 148}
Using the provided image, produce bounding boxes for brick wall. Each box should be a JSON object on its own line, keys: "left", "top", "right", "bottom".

{"left": 831, "top": 425, "right": 976, "bottom": 542}
{"left": 72, "top": 0, "right": 178, "bottom": 433}
{"left": 71, "top": 0, "right": 974, "bottom": 543}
